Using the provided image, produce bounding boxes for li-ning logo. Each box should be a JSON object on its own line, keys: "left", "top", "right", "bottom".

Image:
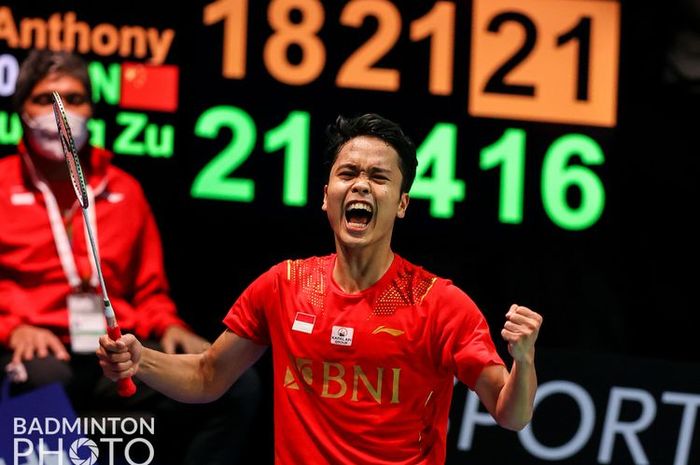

{"left": 372, "top": 325, "right": 404, "bottom": 337}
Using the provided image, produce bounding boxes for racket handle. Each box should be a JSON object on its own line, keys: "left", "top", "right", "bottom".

{"left": 107, "top": 325, "right": 137, "bottom": 397}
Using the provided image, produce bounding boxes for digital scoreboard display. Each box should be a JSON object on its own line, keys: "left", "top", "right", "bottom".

{"left": 2, "top": 1, "right": 699, "bottom": 464}
{"left": 1, "top": 0, "right": 622, "bottom": 335}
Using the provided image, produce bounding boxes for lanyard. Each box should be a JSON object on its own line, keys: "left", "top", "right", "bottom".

{"left": 22, "top": 153, "right": 106, "bottom": 290}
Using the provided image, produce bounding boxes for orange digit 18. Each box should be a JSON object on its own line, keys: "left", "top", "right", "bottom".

{"left": 264, "top": 0, "right": 326, "bottom": 85}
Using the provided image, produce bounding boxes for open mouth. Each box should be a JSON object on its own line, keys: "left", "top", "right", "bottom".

{"left": 345, "top": 201, "right": 373, "bottom": 229}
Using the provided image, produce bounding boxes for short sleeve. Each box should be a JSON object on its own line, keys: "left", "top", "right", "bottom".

{"left": 223, "top": 264, "right": 282, "bottom": 346}
{"left": 431, "top": 282, "right": 504, "bottom": 389}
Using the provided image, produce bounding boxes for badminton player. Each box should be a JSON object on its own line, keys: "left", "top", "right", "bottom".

{"left": 0, "top": 50, "right": 260, "bottom": 465}
{"left": 99, "top": 113, "right": 543, "bottom": 464}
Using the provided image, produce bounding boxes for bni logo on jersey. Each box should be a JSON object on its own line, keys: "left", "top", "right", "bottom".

{"left": 330, "top": 326, "right": 354, "bottom": 346}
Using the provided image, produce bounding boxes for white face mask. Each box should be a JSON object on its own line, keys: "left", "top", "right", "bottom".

{"left": 22, "top": 110, "right": 89, "bottom": 162}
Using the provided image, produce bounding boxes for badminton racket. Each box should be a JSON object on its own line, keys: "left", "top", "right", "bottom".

{"left": 51, "top": 90, "right": 137, "bottom": 397}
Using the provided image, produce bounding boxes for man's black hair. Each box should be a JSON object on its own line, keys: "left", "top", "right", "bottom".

{"left": 325, "top": 113, "right": 417, "bottom": 194}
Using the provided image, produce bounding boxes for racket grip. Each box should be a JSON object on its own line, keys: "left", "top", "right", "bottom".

{"left": 106, "top": 325, "right": 137, "bottom": 397}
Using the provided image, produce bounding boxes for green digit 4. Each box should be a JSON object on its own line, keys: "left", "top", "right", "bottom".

{"left": 410, "top": 123, "right": 465, "bottom": 218}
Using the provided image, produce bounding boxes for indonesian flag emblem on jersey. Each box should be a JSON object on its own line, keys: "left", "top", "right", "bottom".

{"left": 292, "top": 312, "right": 316, "bottom": 334}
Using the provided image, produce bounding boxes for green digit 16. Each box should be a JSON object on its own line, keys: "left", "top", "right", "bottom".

{"left": 480, "top": 129, "right": 606, "bottom": 230}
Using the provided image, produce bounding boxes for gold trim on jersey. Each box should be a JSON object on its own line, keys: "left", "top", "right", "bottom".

{"left": 419, "top": 277, "right": 438, "bottom": 305}
{"left": 286, "top": 257, "right": 328, "bottom": 312}
{"left": 372, "top": 273, "right": 438, "bottom": 317}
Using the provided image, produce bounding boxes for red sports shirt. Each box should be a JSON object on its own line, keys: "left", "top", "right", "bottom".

{"left": 0, "top": 145, "right": 186, "bottom": 346}
{"left": 224, "top": 254, "right": 504, "bottom": 465}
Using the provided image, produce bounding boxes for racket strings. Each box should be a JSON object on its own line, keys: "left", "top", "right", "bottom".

{"left": 52, "top": 91, "right": 89, "bottom": 209}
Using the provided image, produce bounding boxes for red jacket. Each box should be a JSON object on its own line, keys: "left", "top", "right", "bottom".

{"left": 0, "top": 144, "right": 187, "bottom": 347}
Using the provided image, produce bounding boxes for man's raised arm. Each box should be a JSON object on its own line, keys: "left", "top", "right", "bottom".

{"left": 97, "top": 329, "right": 266, "bottom": 403}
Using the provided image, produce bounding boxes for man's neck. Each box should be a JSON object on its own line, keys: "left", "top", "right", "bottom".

{"left": 332, "top": 241, "right": 394, "bottom": 294}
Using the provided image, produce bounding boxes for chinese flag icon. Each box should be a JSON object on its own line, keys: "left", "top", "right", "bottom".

{"left": 120, "top": 63, "right": 179, "bottom": 112}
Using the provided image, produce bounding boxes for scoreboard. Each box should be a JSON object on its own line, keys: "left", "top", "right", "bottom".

{"left": 0, "top": 0, "right": 680, "bottom": 360}
{"left": 1, "top": 0, "right": 624, "bottom": 342}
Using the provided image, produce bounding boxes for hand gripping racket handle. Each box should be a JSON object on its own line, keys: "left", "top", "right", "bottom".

{"left": 106, "top": 325, "right": 137, "bottom": 397}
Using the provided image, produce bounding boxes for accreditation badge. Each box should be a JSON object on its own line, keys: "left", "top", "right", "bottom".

{"left": 67, "top": 292, "right": 107, "bottom": 353}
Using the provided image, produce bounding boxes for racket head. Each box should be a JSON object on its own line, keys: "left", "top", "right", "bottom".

{"left": 51, "top": 91, "right": 89, "bottom": 209}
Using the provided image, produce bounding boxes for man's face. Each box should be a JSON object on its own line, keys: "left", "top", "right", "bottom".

{"left": 23, "top": 73, "right": 91, "bottom": 119}
{"left": 322, "top": 136, "right": 409, "bottom": 249}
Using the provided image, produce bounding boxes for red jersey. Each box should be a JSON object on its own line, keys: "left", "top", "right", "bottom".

{"left": 224, "top": 254, "right": 504, "bottom": 465}
{"left": 0, "top": 145, "right": 186, "bottom": 346}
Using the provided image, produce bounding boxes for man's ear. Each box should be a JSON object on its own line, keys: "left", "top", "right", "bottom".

{"left": 321, "top": 185, "right": 328, "bottom": 211}
{"left": 397, "top": 193, "right": 409, "bottom": 218}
